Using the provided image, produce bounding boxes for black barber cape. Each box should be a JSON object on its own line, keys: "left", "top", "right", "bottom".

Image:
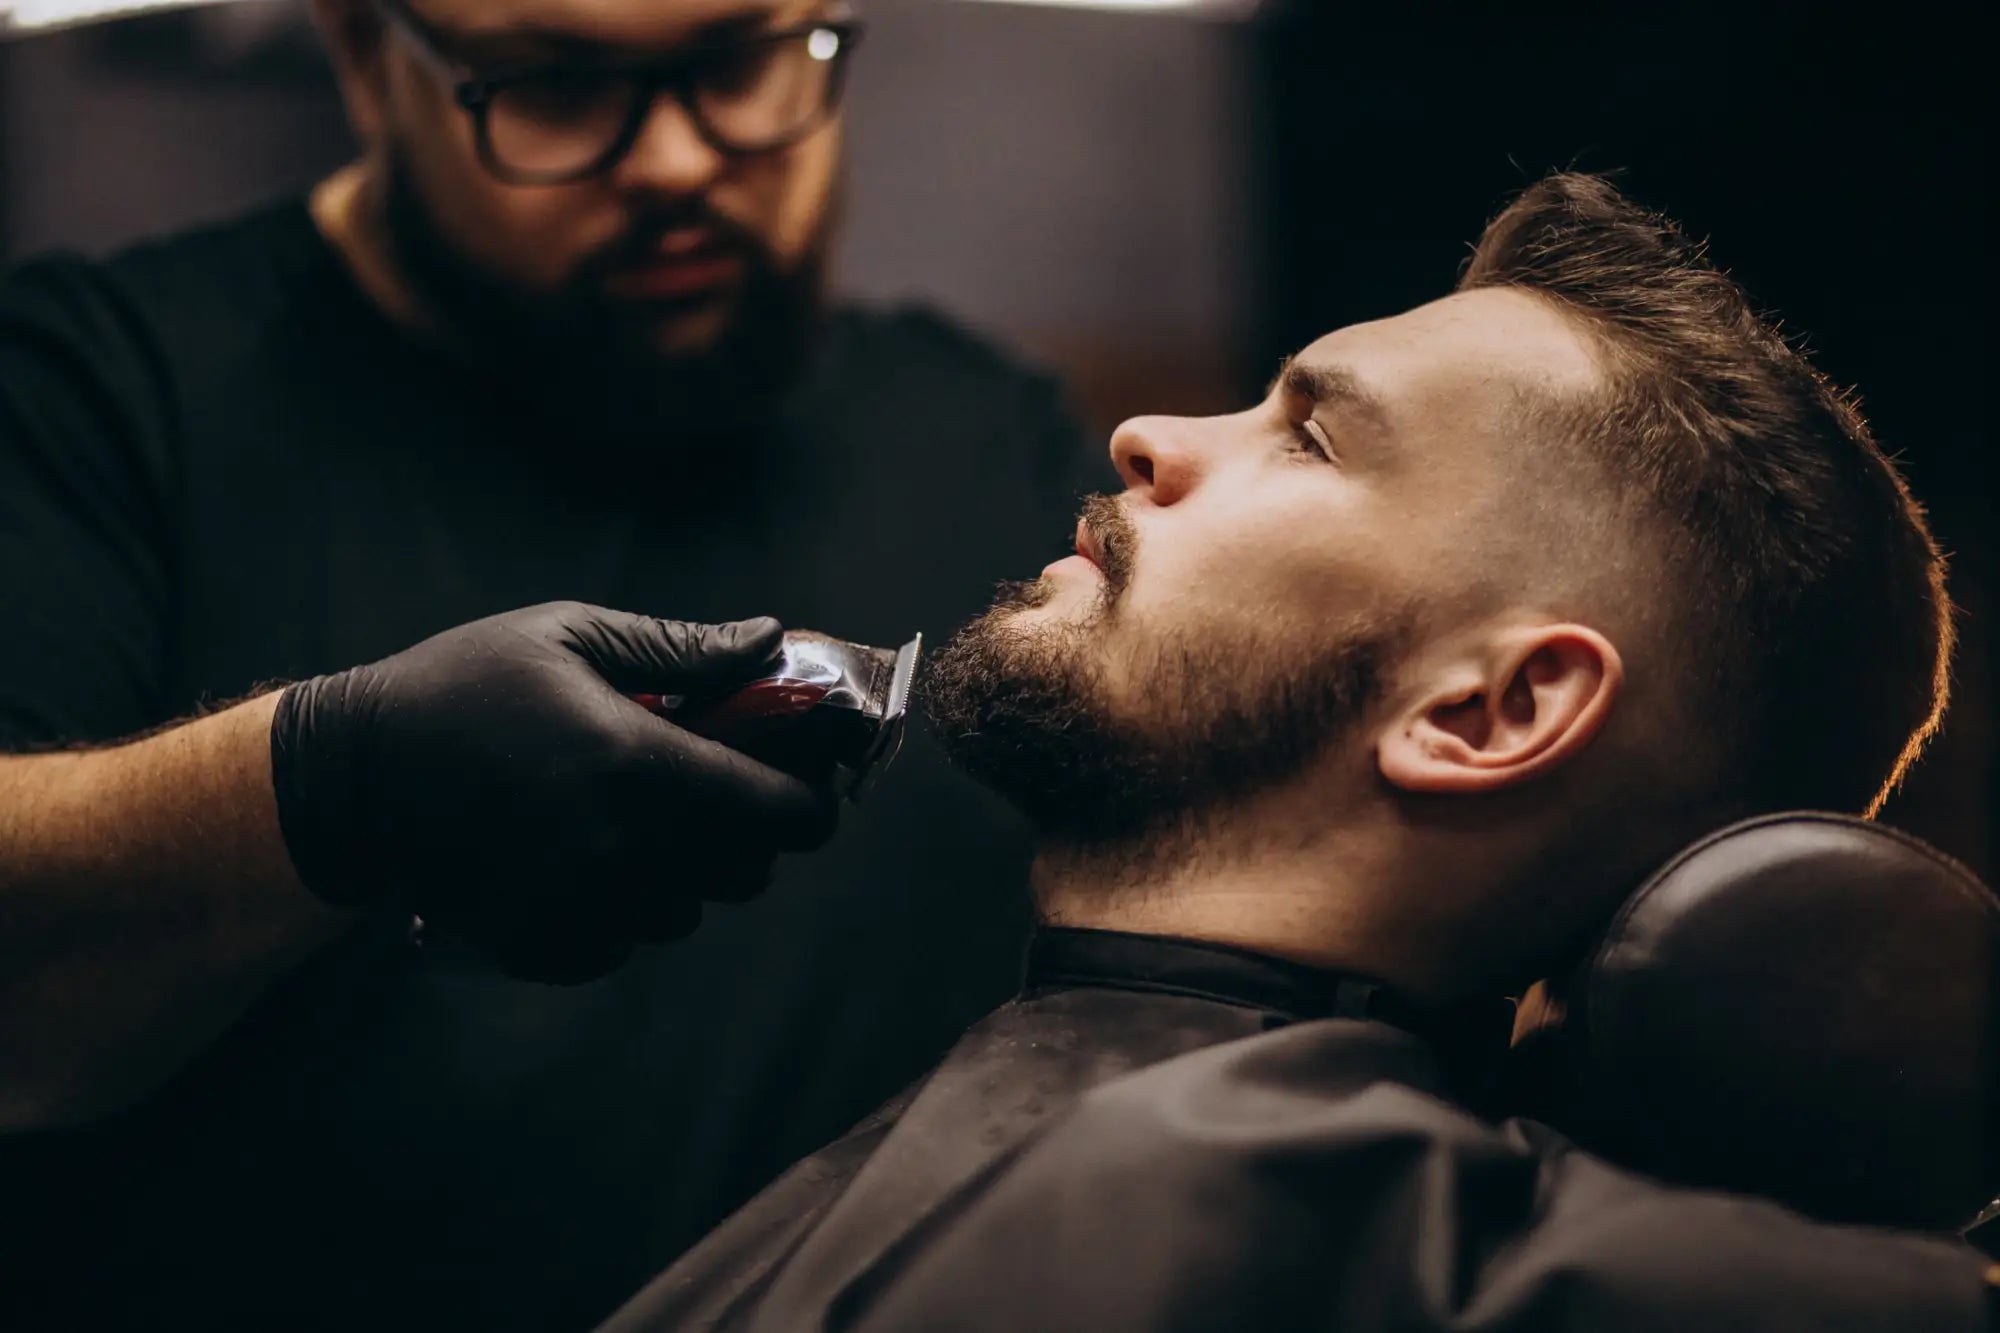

{"left": 0, "top": 203, "right": 1102, "bottom": 1331}
{"left": 604, "top": 928, "right": 1997, "bottom": 1332}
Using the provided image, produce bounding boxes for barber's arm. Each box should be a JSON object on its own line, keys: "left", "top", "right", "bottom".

{"left": 0, "top": 693, "right": 343, "bottom": 1131}
{"left": 0, "top": 604, "right": 835, "bottom": 1132}
{"left": 0, "top": 270, "right": 832, "bottom": 1130}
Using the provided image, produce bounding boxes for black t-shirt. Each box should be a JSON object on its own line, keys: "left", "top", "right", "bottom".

{"left": 0, "top": 201, "right": 1104, "bottom": 1331}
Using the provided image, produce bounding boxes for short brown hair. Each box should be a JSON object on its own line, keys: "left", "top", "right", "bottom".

{"left": 1458, "top": 173, "right": 1951, "bottom": 817}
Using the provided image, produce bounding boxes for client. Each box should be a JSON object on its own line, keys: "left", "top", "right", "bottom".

{"left": 601, "top": 174, "right": 1992, "bottom": 1331}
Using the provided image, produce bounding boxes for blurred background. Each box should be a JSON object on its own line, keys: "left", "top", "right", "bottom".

{"left": 1, "top": 0, "right": 1990, "bottom": 875}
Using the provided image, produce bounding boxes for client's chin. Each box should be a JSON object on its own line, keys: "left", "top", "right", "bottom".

{"left": 917, "top": 593, "right": 1124, "bottom": 838}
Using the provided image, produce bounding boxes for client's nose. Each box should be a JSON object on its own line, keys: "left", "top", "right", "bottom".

{"left": 1109, "top": 415, "right": 1201, "bottom": 507}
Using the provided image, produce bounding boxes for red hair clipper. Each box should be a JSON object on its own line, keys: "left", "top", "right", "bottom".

{"left": 630, "top": 631, "right": 922, "bottom": 800}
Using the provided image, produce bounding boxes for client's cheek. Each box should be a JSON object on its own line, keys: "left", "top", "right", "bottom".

{"left": 1092, "top": 604, "right": 1172, "bottom": 689}
{"left": 1095, "top": 649, "right": 1154, "bottom": 722}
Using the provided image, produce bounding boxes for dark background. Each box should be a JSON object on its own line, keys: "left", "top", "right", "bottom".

{"left": 1, "top": 0, "right": 1989, "bottom": 875}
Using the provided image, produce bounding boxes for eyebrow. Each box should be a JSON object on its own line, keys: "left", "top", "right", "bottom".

{"left": 1270, "top": 356, "right": 1391, "bottom": 434}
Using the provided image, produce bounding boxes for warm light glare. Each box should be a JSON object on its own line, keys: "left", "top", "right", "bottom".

{"left": 3, "top": 0, "right": 1255, "bottom": 37}
{"left": 3, "top": 0, "right": 269, "bottom": 35}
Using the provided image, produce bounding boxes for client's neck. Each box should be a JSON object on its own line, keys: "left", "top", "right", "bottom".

{"left": 1029, "top": 794, "right": 1455, "bottom": 1002}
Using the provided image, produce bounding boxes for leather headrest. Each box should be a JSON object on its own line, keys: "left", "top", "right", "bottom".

{"left": 1510, "top": 812, "right": 1998, "bottom": 1232}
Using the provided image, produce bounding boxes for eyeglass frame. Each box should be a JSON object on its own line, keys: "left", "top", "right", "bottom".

{"left": 373, "top": 0, "right": 866, "bottom": 186}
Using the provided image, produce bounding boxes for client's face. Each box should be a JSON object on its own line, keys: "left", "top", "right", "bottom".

{"left": 924, "top": 287, "right": 1603, "bottom": 847}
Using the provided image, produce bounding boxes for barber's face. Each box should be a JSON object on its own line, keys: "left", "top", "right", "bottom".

{"left": 334, "top": 0, "right": 844, "bottom": 359}
{"left": 925, "top": 288, "right": 1603, "bottom": 843}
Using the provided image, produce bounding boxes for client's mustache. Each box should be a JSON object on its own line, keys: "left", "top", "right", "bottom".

{"left": 1080, "top": 494, "right": 1137, "bottom": 598}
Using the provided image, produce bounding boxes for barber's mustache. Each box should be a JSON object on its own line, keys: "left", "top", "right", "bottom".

{"left": 584, "top": 199, "right": 777, "bottom": 276}
{"left": 1080, "top": 494, "right": 1137, "bottom": 597}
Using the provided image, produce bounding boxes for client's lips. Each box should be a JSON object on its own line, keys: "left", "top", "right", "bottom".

{"left": 1074, "top": 517, "right": 1105, "bottom": 569}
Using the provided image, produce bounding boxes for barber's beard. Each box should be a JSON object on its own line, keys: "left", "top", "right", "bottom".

{"left": 922, "top": 500, "right": 1405, "bottom": 870}
{"left": 380, "top": 145, "right": 829, "bottom": 443}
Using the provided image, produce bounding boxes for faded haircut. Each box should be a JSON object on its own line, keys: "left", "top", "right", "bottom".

{"left": 1458, "top": 172, "right": 1950, "bottom": 817}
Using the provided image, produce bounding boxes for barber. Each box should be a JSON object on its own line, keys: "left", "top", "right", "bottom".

{"left": 0, "top": 2, "right": 1096, "bottom": 1329}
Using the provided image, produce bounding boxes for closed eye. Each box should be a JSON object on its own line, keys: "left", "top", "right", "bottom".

{"left": 1289, "top": 419, "right": 1336, "bottom": 463}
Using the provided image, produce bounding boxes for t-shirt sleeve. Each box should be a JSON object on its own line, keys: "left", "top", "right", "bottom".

{"left": 0, "top": 261, "right": 176, "bottom": 749}
{"left": 841, "top": 1021, "right": 1993, "bottom": 1332}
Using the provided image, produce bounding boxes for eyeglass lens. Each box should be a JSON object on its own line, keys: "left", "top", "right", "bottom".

{"left": 483, "top": 28, "right": 848, "bottom": 178}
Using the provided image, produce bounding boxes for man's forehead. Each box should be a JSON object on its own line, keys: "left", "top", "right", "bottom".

{"left": 417, "top": 0, "right": 817, "bottom": 48}
{"left": 1294, "top": 288, "right": 1601, "bottom": 427}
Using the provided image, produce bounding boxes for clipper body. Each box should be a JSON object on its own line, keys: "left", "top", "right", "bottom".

{"left": 632, "top": 631, "right": 922, "bottom": 799}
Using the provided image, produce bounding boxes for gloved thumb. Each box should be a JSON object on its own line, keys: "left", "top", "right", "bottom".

{"left": 561, "top": 606, "right": 785, "bottom": 693}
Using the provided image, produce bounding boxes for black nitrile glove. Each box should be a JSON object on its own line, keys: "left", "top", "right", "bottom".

{"left": 269, "top": 602, "right": 838, "bottom": 982}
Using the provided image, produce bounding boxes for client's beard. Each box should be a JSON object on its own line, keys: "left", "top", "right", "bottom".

{"left": 380, "top": 144, "right": 829, "bottom": 443}
{"left": 922, "top": 502, "right": 1405, "bottom": 865}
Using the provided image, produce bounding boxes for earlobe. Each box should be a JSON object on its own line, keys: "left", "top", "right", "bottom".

{"left": 1378, "top": 625, "right": 1622, "bottom": 795}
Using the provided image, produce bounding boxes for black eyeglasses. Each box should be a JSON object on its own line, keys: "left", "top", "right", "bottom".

{"left": 376, "top": 0, "right": 864, "bottom": 186}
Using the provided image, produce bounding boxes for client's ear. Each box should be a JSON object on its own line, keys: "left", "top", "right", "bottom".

{"left": 1378, "top": 624, "right": 1621, "bottom": 794}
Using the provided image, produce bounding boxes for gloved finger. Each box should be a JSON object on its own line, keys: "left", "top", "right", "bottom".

{"left": 775, "top": 785, "right": 842, "bottom": 855}
{"left": 626, "top": 725, "right": 843, "bottom": 853}
{"left": 565, "top": 608, "right": 785, "bottom": 694}
{"left": 695, "top": 855, "right": 779, "bottom": 906}
{"left": 625, "top": 885, "right": 707, "bottom": 943}
{"left": 695, "top": 775, "right": 841, "bottom": 857}
{"left": 731, "top": 730, "right": 842, "bottom": 789}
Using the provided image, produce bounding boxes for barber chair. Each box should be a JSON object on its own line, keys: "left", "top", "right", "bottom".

{"left": 1502, "top": 812, "right": 1999, "bottom": 1241}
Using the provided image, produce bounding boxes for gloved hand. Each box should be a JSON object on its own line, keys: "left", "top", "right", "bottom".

{"left": 269, "top": 602, "right": 838, "bottom": 982}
